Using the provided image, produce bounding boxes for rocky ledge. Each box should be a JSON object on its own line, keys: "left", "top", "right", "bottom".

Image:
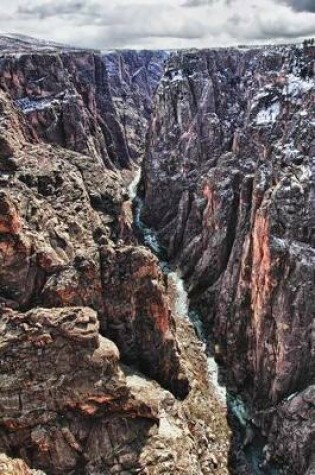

{"left": 0, "top": 305, "right": 230, "bottom": 474}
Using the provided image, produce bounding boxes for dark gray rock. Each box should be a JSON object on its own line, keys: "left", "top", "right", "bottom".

{"left": 143, "top": 44, "right": 315, "bottom": 474}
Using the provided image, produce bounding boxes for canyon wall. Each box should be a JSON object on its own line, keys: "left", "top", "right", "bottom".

{"left": 104, "top": 50, "right": 168, "bottom": 163}
{"left": 143, "top": 45, "right": 315, "bottom": 474}
{"left": 0, "top": 37, "right": 233, "bottom": 475}
{"left": 0, "top": 47, "right": 164, "bottom": 170}
{"left": 0, "top": 33, "right": 314, "bottom": 475}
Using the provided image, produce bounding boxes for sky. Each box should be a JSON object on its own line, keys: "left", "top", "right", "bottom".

{"left": 0, "top": 0, "right": 314, "bottom": 50}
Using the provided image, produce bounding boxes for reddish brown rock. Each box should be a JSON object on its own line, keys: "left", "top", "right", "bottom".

{"left": 143, "top": 45, "right": 315, "bottom": 473}
{"left": 0, "top": 306, "right": 231, "bottom": 475}
{"left": 0, "top": 45, "right": 232, "bottom": 475}
{"left": 0, "top": 454, "right": 45, "bottom": 474}
{"left": 101, "top": 244, "right": 190, "bottom": 397}
{"left": 0, "top": 192, "right": 21, "bottom": 234}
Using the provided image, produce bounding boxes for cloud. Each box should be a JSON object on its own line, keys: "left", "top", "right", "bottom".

{"left": 18, "top": 0, "right": 89, "bottom": 18}
{"left": 15, "top": 1, "right": 213, "bottom": 42}
{"left": 182, "top": 0, "right": 234, "bottom": 6}
{"left": 0, "top": 0, "right": 314, "bottom": 50}
{"left": 226, "top": 0, "right": 315, "bottom": 41}
{"left": 184, "top": 0, "right": 315, "bottom": 13}
{"left": 182, "top": 0, "right": 213, "bottom": 6}
{"left": 285, "top": 0, "right": 315, "bottom": 13}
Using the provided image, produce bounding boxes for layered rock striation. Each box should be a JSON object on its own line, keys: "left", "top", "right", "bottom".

{"left": 104, "top": 50, "right": 168, "bottom": 164}
{"left": 0, "top": 36, "right": 232, "bottom": 475}
{"left": 0, "top": 33, "right": 314, "bottom": 474}
{"left": 0, "top": 305, "right": 224, "bottom": 474}
{"left": 0, "top": 45, "right": 166, "bottom": 172}
{"left": 143, "top": 45, "right": 315, "bottom": 473}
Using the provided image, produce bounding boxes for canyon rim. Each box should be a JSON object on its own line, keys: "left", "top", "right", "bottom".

{"left": 0, "top": 33, "right": 313, "bottom": 475}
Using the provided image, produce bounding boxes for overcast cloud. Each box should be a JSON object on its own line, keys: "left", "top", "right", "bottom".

{"left": 286, "top": 0, "right": 315, "bottom": 12}
{"left": 0, "top": 0, "right": 314, "bottom": 50}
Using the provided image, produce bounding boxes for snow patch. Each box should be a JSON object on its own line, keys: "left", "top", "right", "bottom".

{"left": 283, "top": 74, "right": 313, "bottom": 97}
{"left": 170, "top": 70, "right": 183, "bottom": 82}
{"left": 297, "top": 165, "right": 309, "bottom": 182}
{"left": 15, "top": 97, "right": 56, "bottom": 114}
{"left": 282, "top": 142, "right": 301, "bottom": 161}
{"left": 256, "top": 102, "right": 280, "bottom": 125}
{"left": 251, "top": 89, "right": 272, "bottom": 109}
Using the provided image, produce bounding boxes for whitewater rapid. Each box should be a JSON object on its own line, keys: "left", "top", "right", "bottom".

{"left": 128, "top": 169, "right": 228, "bottom": 407}
{"left": 128, "top": 168, "right": 280, "bottom": 474}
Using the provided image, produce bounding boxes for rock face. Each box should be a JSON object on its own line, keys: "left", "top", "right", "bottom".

{"left": 143, "top": 45, "right": 315, "bottom": 473}
{"left": 104, "top": 50, "right": 168, "bottom": 163}
{"left": 0, "top": 453, "right": 45, "bottom": 475}
{"left": 0, "top": 306, "right": 186, "bottom": 474}
{"left": 101, "top": 245, "right": 190, "bottom": 398}
{"left": 0, "top": 305, "right": 232, "bottom": 475}
{"left": 265, "top": 385, "right": 315, "bottom": 474}
{"left": 0, "top": 33, "right": 314, "bottom": 475}
{"left": 0, "top": 37, "right": 232, "bottom": 475}
{"left": 0, "top": 44, "right": 166, "bottom": 171}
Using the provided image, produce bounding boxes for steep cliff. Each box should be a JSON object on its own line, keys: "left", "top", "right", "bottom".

{"left": 0, "top": 37, "right": 232, "bottom": 475}
{"left": 143, "top": 45, "right": 315, "bottom": 474}
{"left": 104, "top": 50, "right": 168, "bottom": 163}
{"left": 0, "top": 43, "right": 166, "bottom": 172}
{"left": 0, "top": 33, "right": 314, "bottom": 475}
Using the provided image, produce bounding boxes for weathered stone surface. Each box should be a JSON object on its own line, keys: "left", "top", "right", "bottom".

{"left": 0, "top": 453, "right": 45, "bottom": 474}
{"left": 0, "top": 306, "right": 231, "bottom": 475}
{"left": 0, "top": 306, "right": 147, "bottom": 473}
{"left": 262, "top": 385, "right": 315, "bottom": 474}
{"left": 104, "top": 50, "right": 168, "bottom": 163}
{"left": 0, "top": 87, "right": 188, "bottom": 400}
{"left": 100, "top": 244, "right": 190, "bottom": 398}
{"left": 143, "top": 44, "right": 315, "bottom": 473}
{"left": 0, "top": 39, "right": 232, "bottom": 475}
{"left": 0, "top": 108, "right": 114, "bottom": 312}
{"left": 0, "top": 45, "right": 165, "bottom": 173}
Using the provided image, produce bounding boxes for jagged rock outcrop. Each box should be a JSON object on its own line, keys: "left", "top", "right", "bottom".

{"left": 0, "top": 304, "right": 232, "bottom": 475}
{"left": 0, "top": 305, "right": 215, "bottom": 474}
{"left": 263, "top": 385, "right": 315, "bottom": 474}
{"left": 0, "top": 44, "right": 166, "bottom": 172}
{"left": 101, "top": 244, "right": 191, "bottom": 398}
{"left": 0, "top": 87, "right": 188, "bottom": 397}
{"left": 0, "top": 50, "right": 129, "bottom": 170}
{"left": 0, "top": 38, "right": 232, "bottom": 475}
{"left": 0, "top": 454, "right": 45, "bottom": 474}
{"left": 143, "top": 44, "right": 315, "bottom": 473}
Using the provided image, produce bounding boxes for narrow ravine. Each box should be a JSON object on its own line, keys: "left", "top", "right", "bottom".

{"left": 128, "top": 169, "right": 279, "bottom": 475}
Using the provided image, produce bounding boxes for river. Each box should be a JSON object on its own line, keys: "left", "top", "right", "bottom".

{"left": 128, "top": 168, "right": 279, "bottom": 475}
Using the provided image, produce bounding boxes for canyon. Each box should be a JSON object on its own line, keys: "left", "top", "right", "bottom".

{"left": 0, "top": 34, "right": 313, "bottom": 475}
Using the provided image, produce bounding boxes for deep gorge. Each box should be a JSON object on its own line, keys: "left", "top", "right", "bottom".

{"left": 0, "top": 35, "right": 313, "bottom": 475}
{"left": 132, "top": 171, "right": 279, "bottom": 474}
